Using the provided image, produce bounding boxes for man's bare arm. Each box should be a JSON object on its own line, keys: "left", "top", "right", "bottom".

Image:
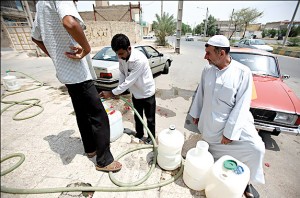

{"left": 31, "top": 38, "right": 50, "bottom": 57}
{"left": 62, "top": 15, "right": 90, "bottom": 59}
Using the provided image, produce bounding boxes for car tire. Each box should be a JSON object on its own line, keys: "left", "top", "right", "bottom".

{"left": 162, "top": 61, "right": 170, "bottom": 74}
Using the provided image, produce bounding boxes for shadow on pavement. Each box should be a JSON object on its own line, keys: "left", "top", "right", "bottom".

{"left": 259, "top": 132, "right": 280, "bottom": 151}
{"left": 44, "top": 130, "right": 85, "bottom": 165}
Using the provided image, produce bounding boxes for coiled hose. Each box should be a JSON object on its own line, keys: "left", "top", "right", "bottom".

{"left": 1, "top": 72, "right": 184, "bottom": 194}
{"left": 1, "top": 70, "right": 44, "bottom": 120}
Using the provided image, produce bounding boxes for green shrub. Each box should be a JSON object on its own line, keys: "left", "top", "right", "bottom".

{"left": 287, "top": 37, "right": 300, "bottom": 46}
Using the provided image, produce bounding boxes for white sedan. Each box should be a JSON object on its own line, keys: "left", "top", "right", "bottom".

{"left": 233, "top": 38, "right": 273, "bottom": 52}
{"left": 92, "top": 45, "right": 173, "bottom": 90}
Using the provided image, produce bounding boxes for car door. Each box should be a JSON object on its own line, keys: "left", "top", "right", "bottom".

{"left": 143, "top": 46, "right": 164, "bottom": 74}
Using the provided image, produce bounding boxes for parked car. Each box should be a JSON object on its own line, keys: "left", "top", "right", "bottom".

{"left": 92, "top": 45, "right": 173, "bottom": 90}
{"left": 233, "top": 38, "right": 273, "bottom": 52}
{"left": 185, "top": 33, "right": 194, "bottom": 41}
{"left": 230, "top": 48, "right": 300, "bottom": 136}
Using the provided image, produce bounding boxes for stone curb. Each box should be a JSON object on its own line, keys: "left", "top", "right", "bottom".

{"left": 272, "top": 48, "right": 300, "bottom": 58}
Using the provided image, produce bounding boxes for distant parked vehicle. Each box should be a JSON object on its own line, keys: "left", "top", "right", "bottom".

{"left": 185, "top": 33, "right": 194, "bottom": 41}
{"left": 233, "top": 38, "right": 273, "bottom": 52}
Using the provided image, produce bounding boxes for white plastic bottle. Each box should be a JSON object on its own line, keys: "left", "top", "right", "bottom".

{"left": 157, "top": 125, "right": 184, "bottom": 170}
{"left": 183, "top": 140, "right": 214, "bottom": 191}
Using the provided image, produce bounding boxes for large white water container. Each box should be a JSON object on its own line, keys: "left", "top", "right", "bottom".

{"left": 205, "top": 155, "right": 250, "bottom": 198}
{"left": 107, "top": 110, "right": 124, "bottom": 142}
{"left": 157, "top": 125, "right": 184, "bottom": 170}
{"left": 183, "top": 141, "right": 214, "bottom": 191}
{"left": 2, "top": 74, "right": 20, "bottom": 91}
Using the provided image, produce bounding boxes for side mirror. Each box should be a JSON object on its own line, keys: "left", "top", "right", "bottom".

{"left": 282, "top": 74, "right": 290, "bottom": 80}
{"left": 158, "top": 53, "right": 164, "bottom": 57}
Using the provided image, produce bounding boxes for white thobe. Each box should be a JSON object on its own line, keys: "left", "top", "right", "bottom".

{"left": 189, "top": 59, "right": 265, "bottom": 184}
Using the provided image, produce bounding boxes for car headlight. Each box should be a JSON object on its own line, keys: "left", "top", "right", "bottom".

{"left": 274, "top": 112, "right": 297, "bottom": 125}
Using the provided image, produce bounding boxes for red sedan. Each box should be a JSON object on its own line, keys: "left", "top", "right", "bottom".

{"left": 230, "top": 48, "right": 300, "bottom": 136}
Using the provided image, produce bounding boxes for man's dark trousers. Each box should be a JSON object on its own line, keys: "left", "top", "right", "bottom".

{"left": 132, "top": 94, "right": 156, "bottom": 139}
{"left": 66, "top": 80, "right": 113, "bottom": 167}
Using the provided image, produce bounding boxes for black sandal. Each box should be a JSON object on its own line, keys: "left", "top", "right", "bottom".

{"left": 244, "top": 184, "right": 260, "bottom": 198}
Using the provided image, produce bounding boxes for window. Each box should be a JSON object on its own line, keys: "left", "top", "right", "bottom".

{"left": 15, "top": 0, "right": 24, "bottom": 11}
{"left": 230, "top": 53, "right": 279, "bottom": 78}
{"left": 92, "top": 47, "right": 118, "bottom": 61}
{"left": 143, "top": 46, "right": 159, "bottom": 58}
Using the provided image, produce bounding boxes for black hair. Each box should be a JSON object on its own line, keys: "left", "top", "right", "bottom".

{"left": 205, "top": 43, "right": 230, "bottom": 54}
{"left": 111, "top": 34, "right": 131, "bottom": 52}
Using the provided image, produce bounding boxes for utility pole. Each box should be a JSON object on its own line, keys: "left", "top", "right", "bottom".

{"left": 228, "top": 9, "right": 234, "bottom": 38}
{"left": 204, "top": 7, "right": 208, "bottom": 37}
{"left": 175, "top": 1, "right": 183, "bottom": 54}
{"left": 283, "top": 0, "right": 299, "bottom": 46}
{"left": 161, "top": 0, "right": 163, "bottom": 18}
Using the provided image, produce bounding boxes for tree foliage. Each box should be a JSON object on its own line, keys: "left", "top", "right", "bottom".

{"left": 238, "top": 8, "right": 263, "bottom": 38}
{"left": 206, "top": 15, "right": 217, "bottom": 36}
{"left": 197, "top": 15, "right": 217, "bottom": 36}
{"left": 181, "top": 23, "right": 192, "bottom": 35}
{"left": 152, "top": 12, "right": 176, "bottom": 46}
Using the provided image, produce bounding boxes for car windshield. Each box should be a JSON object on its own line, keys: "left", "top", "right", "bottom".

{"left": 250, "top": 39, "right": 265, "bottom": 45}
{"left": 92, "top": 47, "right": 118, "bottom": 61}
{"left": 230, "top": 53, "right": 280, "bottom": 78}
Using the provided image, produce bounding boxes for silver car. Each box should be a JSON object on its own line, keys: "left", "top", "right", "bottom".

{"left": 92, "top": 45, "right": 173, "bottom": 90}
{"left": 233, "top": 38, "right": 273, "bottom": 52}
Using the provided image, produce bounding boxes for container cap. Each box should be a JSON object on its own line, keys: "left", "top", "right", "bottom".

{"left": 169, "top": 125, "right": 176, "bottom": 130}
{"left": 223, "top": 160, "right": 237, "bottom": 170}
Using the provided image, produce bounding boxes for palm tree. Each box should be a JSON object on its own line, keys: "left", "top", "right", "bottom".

{"left": 152, "top": 12, "right": 176, "bottom": 46}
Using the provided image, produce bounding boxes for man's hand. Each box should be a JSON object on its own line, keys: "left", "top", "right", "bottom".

{"left": 221, "top": 135, "right": 232, "bottom": 145}
{"left": 99, "top": 91, "right": 114, "bottom": 99}
{"left": 192, "top": 117, "right": 199, "bottom": 125}
{"left": 65, "top": 46, "right": 88, "bottom": 59}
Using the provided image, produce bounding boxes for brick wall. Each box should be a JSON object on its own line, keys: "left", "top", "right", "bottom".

{"left": 84, "top": 21, "right": 142, "bottom": 47}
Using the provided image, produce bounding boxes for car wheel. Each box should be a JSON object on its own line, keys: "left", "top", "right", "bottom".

{"left": 162, "top": 61, "right": 170, "bottom": 74}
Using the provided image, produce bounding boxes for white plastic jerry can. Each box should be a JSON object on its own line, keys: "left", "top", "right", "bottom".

{"left": 107, "top": 110, "right": 123, "bottom": 142}
{"left": 157, "top": 125, "right": 184, "bottom": 170}
{"left": 205, "top": 155, "right": 250, "bottom": 198}
{"left": 183, "top": 140, "right": 214, "bottom": 191}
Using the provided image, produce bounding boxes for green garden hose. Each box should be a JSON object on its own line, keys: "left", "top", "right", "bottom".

{"left": 1, "top": 70, "right": 44, "bottom": 120}
{"left": 1, "top": 82, "right": 184, "bottom": 194}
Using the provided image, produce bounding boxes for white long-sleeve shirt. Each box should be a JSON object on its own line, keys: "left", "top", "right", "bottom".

{"left": 112, "top": 49, "right": 155, "bottom": 99}
{"left": 189, "top": 59, "right": 255, "bottom": 143}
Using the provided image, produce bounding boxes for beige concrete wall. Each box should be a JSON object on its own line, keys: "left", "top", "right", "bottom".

{"left": 1, "top": 20, "right": 142, "bottom": 50}
{"left": 84, "top": 21, "right": 142, "bottom": 47}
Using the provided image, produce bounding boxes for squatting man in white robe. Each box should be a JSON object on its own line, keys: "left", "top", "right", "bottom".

{"left": 189, "top": 35, "right": 265, "bottom": 198}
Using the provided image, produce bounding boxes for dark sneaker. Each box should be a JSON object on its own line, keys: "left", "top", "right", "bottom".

{"left": 143, "top": 137, "right": 153, "bottom": 145}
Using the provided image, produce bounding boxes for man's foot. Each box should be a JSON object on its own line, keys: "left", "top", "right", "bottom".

{"left": 244, "top": 184, "right": 260, "bottom": 198}
{"left": 142, "top": 137, "right": 153, "bottom": 145}
{"left": 95, "top": 161, "right": 122, "bottom": 172}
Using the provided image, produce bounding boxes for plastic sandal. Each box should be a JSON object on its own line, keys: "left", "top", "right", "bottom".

{"left": 244, "top": 184, "right": 260, "bottom": 198}
{"left": 96, "top": 161, "right": 122, "bottom": 172}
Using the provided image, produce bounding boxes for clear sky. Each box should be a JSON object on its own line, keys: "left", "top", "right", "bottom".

{"left": 77, "top": 1, "right": 300, "bottom": 27}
